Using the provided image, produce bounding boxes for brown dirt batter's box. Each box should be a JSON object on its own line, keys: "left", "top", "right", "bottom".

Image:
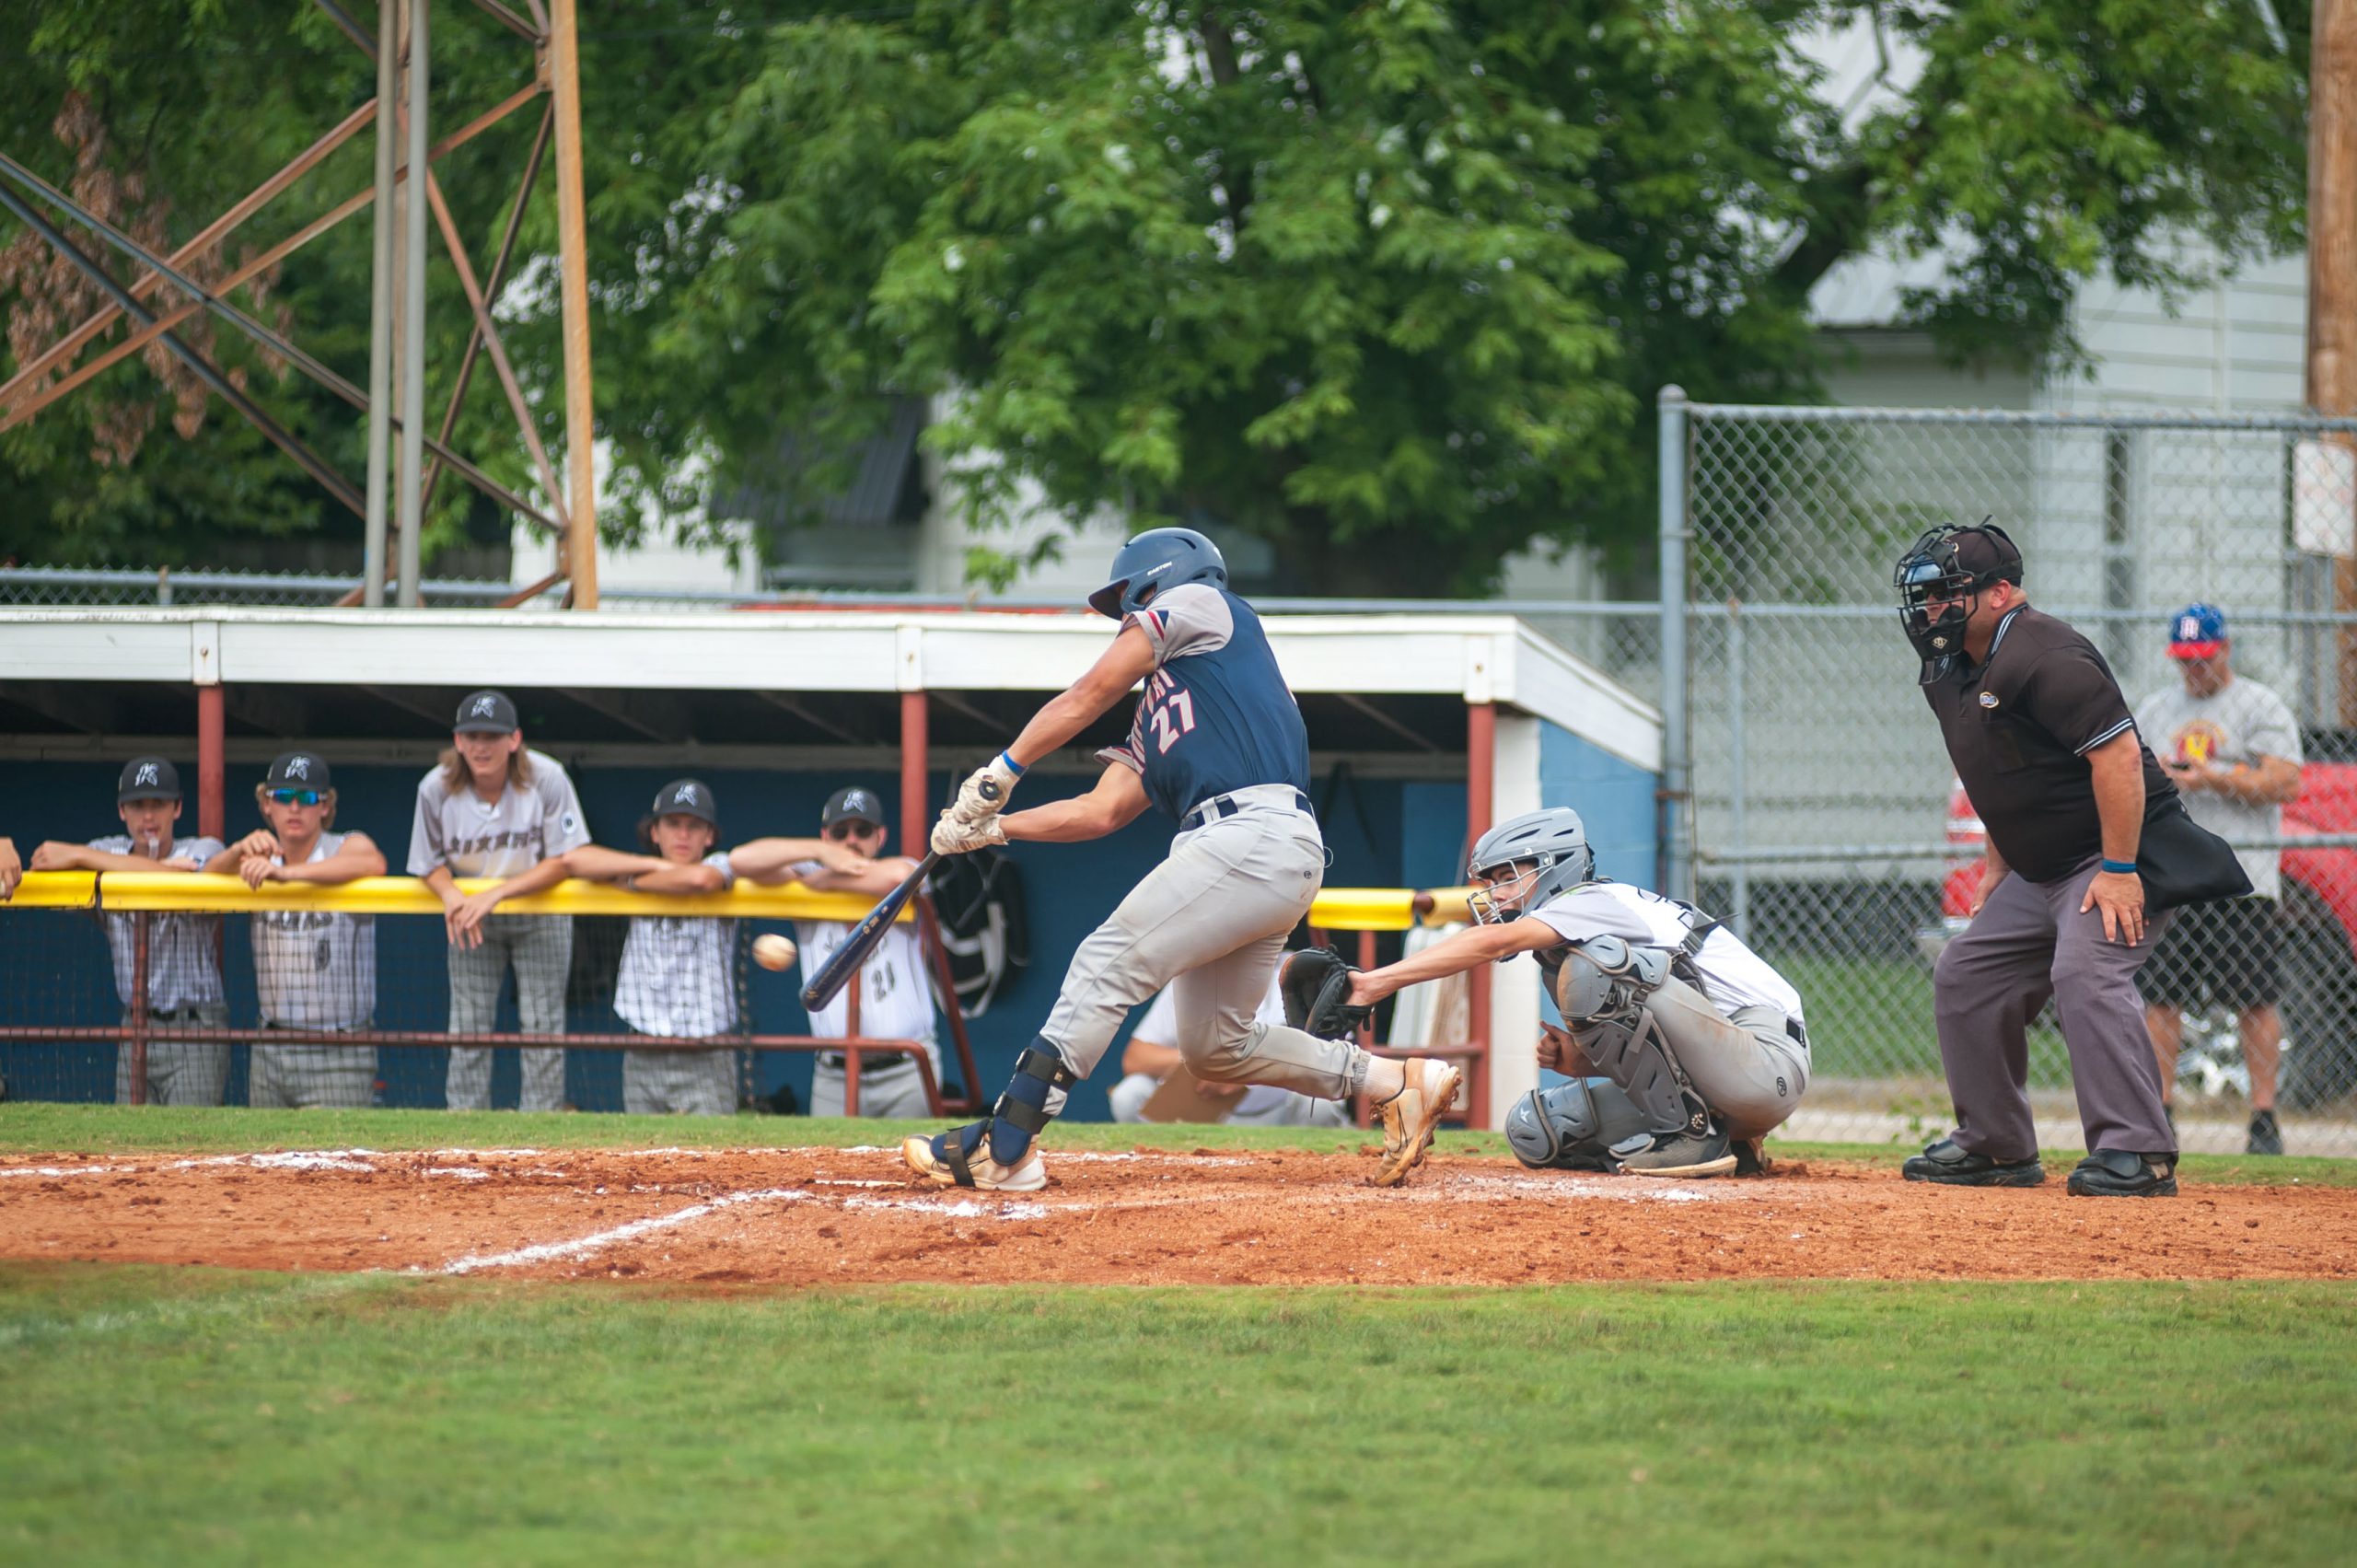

{"left": 2, "top": 1146, "right": 2351, "bottom": 1286}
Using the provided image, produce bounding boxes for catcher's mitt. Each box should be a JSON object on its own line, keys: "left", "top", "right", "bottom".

{"left": 1280, "top": 947, "right": 1372, "bottom": 1040}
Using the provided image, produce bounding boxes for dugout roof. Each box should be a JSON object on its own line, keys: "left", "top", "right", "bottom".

{"left": 0, "top": 607, "right": 1658, "bottom": 773}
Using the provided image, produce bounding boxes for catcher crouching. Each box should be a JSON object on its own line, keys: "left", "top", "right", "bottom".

{"left": 1284, "top": 806, "right": 1811, "bottom": 1179}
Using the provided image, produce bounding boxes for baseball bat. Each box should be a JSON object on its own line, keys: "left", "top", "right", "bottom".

{"left": 799, "top": 850, "right": 940, "bottom": 1011}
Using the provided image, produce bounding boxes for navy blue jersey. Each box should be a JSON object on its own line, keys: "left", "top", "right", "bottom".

{"left": 1097, "top": 584, "right": 1311, "bottom": 820}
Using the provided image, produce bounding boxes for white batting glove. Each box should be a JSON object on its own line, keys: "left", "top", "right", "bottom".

{"left": 950, "top": 752, "right": 1024, "bottom": 824}
{"left": 931, "top": 812, "right": 1007, "bottom": 856}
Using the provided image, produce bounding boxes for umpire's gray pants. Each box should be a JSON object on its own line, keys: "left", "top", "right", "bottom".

{"left": 115, "top": 1004, "right": 230, "bottom": 1107}
{"left": 445, "top": 913, "right": 572, "bottom": 1111}
{"left": 1933, "top": 856, "right": 2177, "bottom": 1160}
{"left": 621, "top": 1042, "right": 737, "bottom": 1117}
{"left": 1041, "top": 787, "right": 1372, "bottom": 1104}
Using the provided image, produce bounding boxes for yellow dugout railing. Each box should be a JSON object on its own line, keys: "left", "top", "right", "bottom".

{"left": 5, "top": 872, "right": 1478, "bottom": 927}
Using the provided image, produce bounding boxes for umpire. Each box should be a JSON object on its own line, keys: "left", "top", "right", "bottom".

{"left": 1895, "top": 522, "right": 2181, "bottom": 1197}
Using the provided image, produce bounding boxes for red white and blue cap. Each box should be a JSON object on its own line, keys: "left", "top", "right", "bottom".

{"left": 2167, "top": 603, "right": 2227, "bottom": 659}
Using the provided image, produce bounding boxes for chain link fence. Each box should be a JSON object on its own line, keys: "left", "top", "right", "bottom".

{"left": 1670, "top": 398, "right": 2357, "bottom": 1156}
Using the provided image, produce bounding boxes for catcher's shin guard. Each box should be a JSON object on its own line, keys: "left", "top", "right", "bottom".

{"left": 907, "top": 1041, "right": 1080, "bottom": 1191}
{"left": 1553, "top": 938, "right": 1714, "bottom": 1145}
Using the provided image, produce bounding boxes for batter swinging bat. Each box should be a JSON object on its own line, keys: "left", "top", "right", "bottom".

{"left": 799, "top": 850, "right": 940, "bottom": 1011}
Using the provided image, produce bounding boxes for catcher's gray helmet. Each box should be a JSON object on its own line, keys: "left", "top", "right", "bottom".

{"left": 1466, "top": 807, "right": 1595, "bottom": 924}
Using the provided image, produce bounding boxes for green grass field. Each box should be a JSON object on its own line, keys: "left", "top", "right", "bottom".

{"left": 6, "top": 1107, "right": 2356, "bottom": 1564}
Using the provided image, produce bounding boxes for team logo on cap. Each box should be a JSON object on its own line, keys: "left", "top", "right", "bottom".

{"left": 469, "top": 696, "right": 499, "bottom": 718}
{"left": 676, "top": 784, "right": 700, "bottom": 804}
{"left": 284, "top": 756, "right": 311, "bottom": 780}
{"left": 2177, "top": 614, "right": 2202, "bottom": 642}
{"left": 134, "top": 761, "right": 160, "bottom": 786}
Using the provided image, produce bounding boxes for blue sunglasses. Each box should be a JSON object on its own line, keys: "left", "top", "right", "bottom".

{"left": 268, "top": 788, "right": 325, "bottom": 807}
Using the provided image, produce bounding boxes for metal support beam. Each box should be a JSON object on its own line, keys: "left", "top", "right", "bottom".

{"left": 900, "top": 691, "right": 929, "bottom": 859}
{"left": 753, "top": 691, "right": 869, "bottom": 747}
{"left": 0, "top": 151, "right": 559, "bottom": 532}
{"left": 0, "top": 99, "right": 377, "bottom": 416}
{"left": 197, "top": 686, "right": 226, "bottom": 842}
{"left": 0, "top": 180, "right": 368, "bottom": 515}
{"left": 549, "top": 0, "right": 598, "bottom": 607}
{"left": 364, "top": 0, "right": 400, "bottom": 606}
{"left": 396, "top": 0, "right": 431, "bottom": 609}
{"left": 0, "top": 83, "right": 541, "bottom": 438}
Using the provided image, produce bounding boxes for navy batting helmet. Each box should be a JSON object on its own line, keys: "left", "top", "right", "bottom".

{"left": 1087, "top": 527, "right": 1228, "bottom": 620}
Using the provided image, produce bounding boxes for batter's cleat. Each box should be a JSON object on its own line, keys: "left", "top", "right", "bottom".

{"left": 1366, "top": 1059, "right": 1463, "bottom": 1187}
{"left": 2065, "top": 1149, "right": 2177, "bottom": 1198}
{"left": 1614, "top": 1121, "right": 1737, "bottom": 1179}
{"left": 901, "top": 1120, "right": 1047, "bottom": 1193}
{"left": 2247, "top": 1109, "right": 2283, "bottom": 1156}
{"left": 1901, "top": 1137, "right": 2045, "bottom": 1187}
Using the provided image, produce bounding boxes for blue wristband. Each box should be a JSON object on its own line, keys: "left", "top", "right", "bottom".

{"left": 2101, "top": 858, "right": 2138, "bottom": 875}
{"left": 998, "top": 750, "right": 1027, "bottom": 778}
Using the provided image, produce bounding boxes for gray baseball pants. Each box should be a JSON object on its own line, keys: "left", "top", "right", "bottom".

{"left": 1634, "top": 981, "right": 1810, "bottom": 1142}
{"left": 621, "top": 1044, "right": 737, "bottom": 1117}
{"left": 250, "top": 1028, "right": 378, "bottom": 1109}
{"left": 1932, "top": 855, "right": 2177, "bottom": 1159}
{"left": 445, "top": 913, "right": 573, "bottom": 1111}
{"left": 1040, "top": 787, "right": 1372, "bottom": 1104}
{"left": 114, "top": 1004, "right": 230, "bottom": 1107}
{"left": 810, "top": 1040, "right": 942, "bottom": 1118}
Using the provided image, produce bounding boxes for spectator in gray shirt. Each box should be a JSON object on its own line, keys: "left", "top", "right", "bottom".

{"left": 2133, "top": 604, "right": 2304, "bottom": 1155}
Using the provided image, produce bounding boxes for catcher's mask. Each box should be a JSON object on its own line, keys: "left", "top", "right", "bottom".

{"left": 1465, "top": 807, "right": 1596, "bottom": 925}
{"left": 1894, "top": 519, "right": 2021, "bottom": 684}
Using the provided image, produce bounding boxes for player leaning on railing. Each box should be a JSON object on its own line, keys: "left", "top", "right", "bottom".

{"left": 204, "top": 751, "right": 387, "bottom": 1109}
{"left": 563, "top": 779, "right": 755, "bottom": 1117}
{"left": 30, "top": 758, "right": 229, "bottom": 1106}
{"left": 906, "top": 527, "right": 1463, "bottom": 1193}
{"left": 408, "top": 690, "right": 591, "bottom": 1113}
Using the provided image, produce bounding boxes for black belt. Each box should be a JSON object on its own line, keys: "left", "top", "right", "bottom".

{"left": 1179, "top": 789, "right": 1314, "bottom": 832}
{"left": 819, "top": 1052, "right": 917, "bottom": 1074}
{"left": 1786, "top": 1017, "right": 1808, "bottom": 1048}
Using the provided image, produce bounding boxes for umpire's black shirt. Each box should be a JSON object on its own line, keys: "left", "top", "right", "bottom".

{"left": 1924, "top": 605, "right": 2177, "bottom": 885}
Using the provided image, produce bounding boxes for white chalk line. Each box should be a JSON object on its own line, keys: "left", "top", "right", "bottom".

{"left": 440, "top": 1189, "right": 817, "bottom": 1274}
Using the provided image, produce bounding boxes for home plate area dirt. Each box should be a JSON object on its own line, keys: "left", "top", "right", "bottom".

{"left": 3, "top": 1145, "right": 2351, "bottom": 1285}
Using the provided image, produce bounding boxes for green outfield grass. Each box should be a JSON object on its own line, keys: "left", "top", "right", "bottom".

{"left": 4, "top": 1263, "right": 2353, "bottom": 1566}
{"left": 5, "top": 1101, "right": 2353, "bottom": 1188}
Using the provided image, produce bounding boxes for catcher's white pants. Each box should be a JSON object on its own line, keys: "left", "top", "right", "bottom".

{"left": 1041, "top": 787, "right": 1372, "bottom": 1104}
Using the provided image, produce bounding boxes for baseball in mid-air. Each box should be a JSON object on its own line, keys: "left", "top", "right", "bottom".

{"left": 751, "top": 934, "right": 798, "bottom": 972}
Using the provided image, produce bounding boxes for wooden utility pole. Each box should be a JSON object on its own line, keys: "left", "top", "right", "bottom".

{"left": 2318, "top": 0, "right": 2357, "bottom": 422}
{"left": 549, "top": 0, "right": 598, "bottom": 608}
{"left": 2315, "top": 0, "right": 2357, "bottom": 718}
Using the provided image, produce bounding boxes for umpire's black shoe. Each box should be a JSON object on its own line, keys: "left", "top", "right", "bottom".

{"left": 1901, "top": 1137, "right": 2045, "bottom": 1187}
{"left": 2064, "top": 1149, "right": 2178, "bottom": 1198}
{"left": 2247, "top": 1109, "right": 2283, "bottom": 1156}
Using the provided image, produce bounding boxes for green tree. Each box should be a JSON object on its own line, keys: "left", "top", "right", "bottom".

{"left": 609, "top": 0, "right": 2305, "bottom": 595}
{"left": 0, "top": 3, "right": 2313, "bottom": 592}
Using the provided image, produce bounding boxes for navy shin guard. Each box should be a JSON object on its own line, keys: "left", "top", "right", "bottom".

{"left": 986, "top": 1042, "right": 1079, "bottom": 1167}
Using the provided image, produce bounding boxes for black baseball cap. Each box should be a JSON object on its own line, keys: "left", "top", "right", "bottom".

{"left": 264, "top": 750, "right": 333, "bottom": 793}
{"left": 821, "top": 786, "right": 886, "bottom": 830}
{"left": 454, "top": 690, "right": 520, "bottom": 734}
{"left": 1948, "top": 523, "right": 2023, "bottom": 585}
{"left": 116, "top": 757, "right": 181, "bottom": 804}
{"left": 652, "top": 777, "right": 719, "bottom": 826}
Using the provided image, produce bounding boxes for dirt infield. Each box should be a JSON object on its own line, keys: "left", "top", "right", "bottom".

{"left": 2, "top": 1144, "right": 2351, "bottom": 1284}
